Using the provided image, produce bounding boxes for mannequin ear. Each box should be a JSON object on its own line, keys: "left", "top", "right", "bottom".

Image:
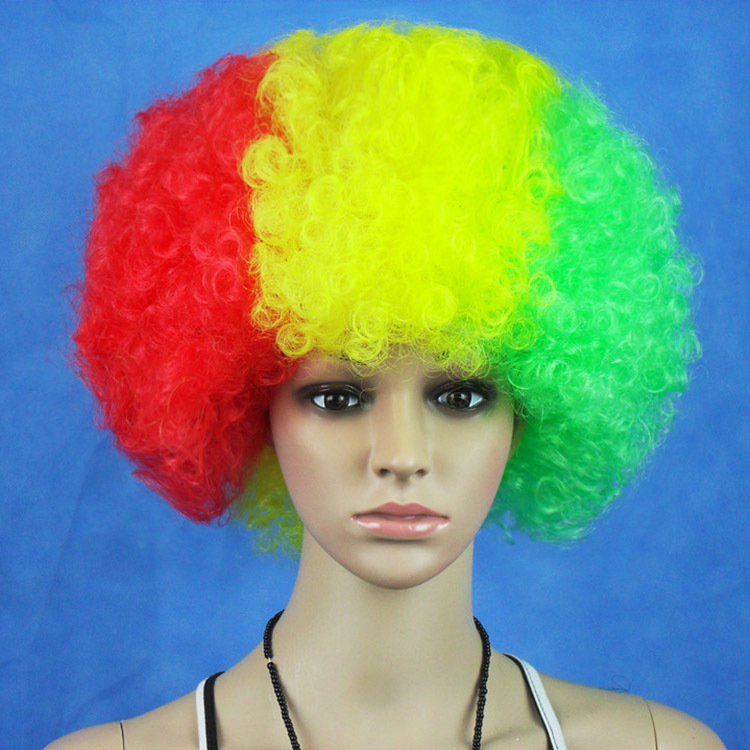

{"left": 509, "top": 414, "right": 525, "bottom": 459}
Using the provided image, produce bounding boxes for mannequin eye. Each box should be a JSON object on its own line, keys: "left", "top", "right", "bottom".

{"left": 434, "top": 381, "right": 496, "bottom": 412}
{"left": 309, "top": 386, "right": 367, "bottom": 411}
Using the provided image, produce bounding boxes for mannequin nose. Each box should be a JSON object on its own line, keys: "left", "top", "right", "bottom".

{"left": 369, "top": 394, "right": 432, "bottom": 481}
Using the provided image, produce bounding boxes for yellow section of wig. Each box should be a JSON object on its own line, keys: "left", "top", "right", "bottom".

{"left": 241, "top": 23, "right": 562, "bottom": 371}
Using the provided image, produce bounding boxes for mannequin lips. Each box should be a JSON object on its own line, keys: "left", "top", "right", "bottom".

{"left": 352, "top": 502, "right": 450, "bottom": 539}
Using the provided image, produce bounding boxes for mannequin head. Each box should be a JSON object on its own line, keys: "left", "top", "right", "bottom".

{"left": 269, "top": 351, "right": 519, "bottom": 585}
{"left": 73, "top": 22, "right": 699, "bottom": 552}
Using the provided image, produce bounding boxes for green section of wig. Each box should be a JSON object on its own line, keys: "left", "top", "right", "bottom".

{"left": 236, "top": 23, "right": 698, "bottom": 547}
{"left": 498, "top": 85, "right": 699, "bottom": 538}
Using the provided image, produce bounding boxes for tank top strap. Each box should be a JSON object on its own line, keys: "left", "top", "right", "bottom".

{"left": 195, "top": 672, "right": 224, "bottom": 750}
{"left": 504, "top": 654, "right": 567, "bottom": 749}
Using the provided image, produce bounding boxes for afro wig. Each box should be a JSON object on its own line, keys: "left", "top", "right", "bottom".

{"left": 74, "top": 22, "right": 699, "bottom": 549}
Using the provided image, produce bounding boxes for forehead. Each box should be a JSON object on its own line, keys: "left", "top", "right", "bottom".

{"left": 287, "top": 350, "right": 486, "bottom": 383}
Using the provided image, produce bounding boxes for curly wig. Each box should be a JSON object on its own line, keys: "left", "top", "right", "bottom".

{"left": 74, "top": 22, "right": 699, "bottom": 548}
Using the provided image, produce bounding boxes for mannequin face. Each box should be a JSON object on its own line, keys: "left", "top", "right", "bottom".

{"left": 269, "top": 352, "right": 520, "bottom": 589}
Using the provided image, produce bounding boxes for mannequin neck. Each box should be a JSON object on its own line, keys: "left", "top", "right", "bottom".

{"left": 270, "top": 531, "right": 481, "bottom": 702}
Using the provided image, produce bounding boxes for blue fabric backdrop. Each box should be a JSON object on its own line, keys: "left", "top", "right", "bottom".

{"left": 1, "top": 1, "right": 747, "bottom": 747}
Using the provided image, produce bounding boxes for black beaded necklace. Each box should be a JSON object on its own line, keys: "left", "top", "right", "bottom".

{"left": 263, "top": 610, "right": 491, "bottom": 749}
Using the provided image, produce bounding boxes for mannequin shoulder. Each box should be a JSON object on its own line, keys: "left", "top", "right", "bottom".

{"left": 540, "top": 672, "right": 725, "bottom": 749}
{"left": 644, "top": 698, "right": 726, "bottom": 750}
{"left": 44, "top": 690, "right": 198, "bottom": 750}
{"left": 44, "top": 722, "right": 123, "bottom": 750}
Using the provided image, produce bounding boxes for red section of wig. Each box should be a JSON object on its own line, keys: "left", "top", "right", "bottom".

{"left": 74, "top": 52, "right": 287, "bottom": 521}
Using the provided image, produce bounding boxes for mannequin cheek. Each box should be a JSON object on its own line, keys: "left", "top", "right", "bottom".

{"left": 471, "top": 437, "right": 514, "bottom": 514}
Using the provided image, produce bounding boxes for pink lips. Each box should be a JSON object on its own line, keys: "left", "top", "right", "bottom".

{"left": 352, "top": 502, "right": 450, "bottom": 539}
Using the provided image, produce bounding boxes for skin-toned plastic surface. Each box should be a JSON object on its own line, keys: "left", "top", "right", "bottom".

{"left": 46, "top": 354, "right": 725, "bottom": 749}
{"left": 269, "top": 353, "right": 519, "bottom": 589}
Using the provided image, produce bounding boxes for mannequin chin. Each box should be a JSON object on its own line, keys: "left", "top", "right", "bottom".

{"left": 269, "top": 352, "right": 517, "bottom": 590}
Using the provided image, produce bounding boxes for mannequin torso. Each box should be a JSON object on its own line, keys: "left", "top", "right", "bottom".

{"left": 46, "top": 647, "right": 722, "bottom": 749}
